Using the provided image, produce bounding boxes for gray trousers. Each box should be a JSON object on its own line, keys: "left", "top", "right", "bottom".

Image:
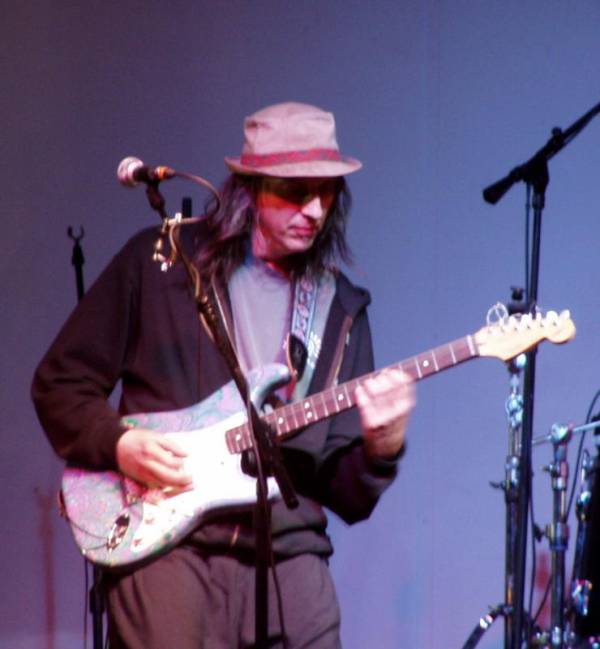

{"left": 105, "top": 549, "right": 342, "bottom": 649}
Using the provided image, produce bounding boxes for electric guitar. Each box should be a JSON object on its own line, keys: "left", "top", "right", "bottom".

{"left": 61, "top": 307, "right": 575, "bottom": 569}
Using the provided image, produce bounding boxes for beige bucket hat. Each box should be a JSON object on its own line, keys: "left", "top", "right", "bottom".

{"left": 225, "top": 102, "right": 362, "bottom": 178}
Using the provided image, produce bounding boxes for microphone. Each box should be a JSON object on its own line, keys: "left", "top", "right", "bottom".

{"left": 117, "top": 156, "right": 176, "bottom": 187}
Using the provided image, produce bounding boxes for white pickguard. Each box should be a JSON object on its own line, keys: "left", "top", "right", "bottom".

{"left": 130, "top": 412, "right": 280, "bottom": 554}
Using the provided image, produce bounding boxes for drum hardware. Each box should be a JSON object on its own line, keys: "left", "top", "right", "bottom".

{"left": 571, "top": 413, "right": 600, "bottom": 645}
{"left": 570, "top": 450, "right": 594, "bottom": 620}
{"left": 461, "top": 372, "right": 600, "bottom": 649}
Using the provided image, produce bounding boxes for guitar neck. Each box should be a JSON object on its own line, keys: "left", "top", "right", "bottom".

{"left": 225, "top": 333, "right": 479, "bottom": 455}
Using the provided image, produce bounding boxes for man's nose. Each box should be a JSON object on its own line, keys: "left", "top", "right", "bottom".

{"left": 301, "top": 195, "right": 324, "bottom": 220}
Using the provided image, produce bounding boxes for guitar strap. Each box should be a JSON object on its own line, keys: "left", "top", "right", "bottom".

{"left": 288, "top": 271, "right": 336, "bottom": 402}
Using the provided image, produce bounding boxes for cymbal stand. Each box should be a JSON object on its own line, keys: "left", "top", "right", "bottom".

{"left": 531, "top": 423, "right": 572, "bottom": 648}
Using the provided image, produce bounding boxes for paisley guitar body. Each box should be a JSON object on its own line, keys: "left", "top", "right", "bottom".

{"left": 61, "top": 363, "right": 290, "bottom": 569}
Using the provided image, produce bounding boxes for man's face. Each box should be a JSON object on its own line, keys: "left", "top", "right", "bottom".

{"left": 252, "top": 177, "right": 338, "bottom": 262}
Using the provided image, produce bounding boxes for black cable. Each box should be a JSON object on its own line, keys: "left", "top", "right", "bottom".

{"left": 84, "top": 559, "right": 89, "bottom": 649}
{"left": 528, "top": 471, "right": 538, "bottom": 636}
{"left": 530, "top": 444, "right": 550, "bottom": 631}
{"left": 269, "top": 543, "right": 290, "bottom": 649}
{"left": 532, "top": 579, "right": 552, "bottom": 627}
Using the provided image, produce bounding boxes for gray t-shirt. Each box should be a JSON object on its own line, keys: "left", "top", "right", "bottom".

{"left": 229, "top": 254, "right": 292, "bottom": 374}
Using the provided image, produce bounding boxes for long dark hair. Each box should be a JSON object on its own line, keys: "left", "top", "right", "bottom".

{"left": 196, "top": 173, "right": 352, "bottom": 281}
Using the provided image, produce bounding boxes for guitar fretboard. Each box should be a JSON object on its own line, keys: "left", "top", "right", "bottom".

{"left": 224, "top": 334, "right": 478, "bottom": 455}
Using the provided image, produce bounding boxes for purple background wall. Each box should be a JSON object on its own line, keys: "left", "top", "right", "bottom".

{"left": 2, "top": 2, "right": 599, "bottom": 647}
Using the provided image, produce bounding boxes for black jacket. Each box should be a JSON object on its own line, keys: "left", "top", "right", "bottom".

{"left": 32, "top": 224, "right": 399, "bottom": 557}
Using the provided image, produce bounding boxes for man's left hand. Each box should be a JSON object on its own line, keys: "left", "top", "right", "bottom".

{"left": 355, "top": 368, "right": 415, "bottom": 461}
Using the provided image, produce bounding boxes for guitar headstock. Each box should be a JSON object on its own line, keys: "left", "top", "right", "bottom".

{"left": 474, "top": 306, "right": 576, "bottom": 361}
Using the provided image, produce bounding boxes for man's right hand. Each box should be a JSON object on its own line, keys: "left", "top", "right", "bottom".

{"left": 116, "top": 428, "right": 193, "bottom": 489}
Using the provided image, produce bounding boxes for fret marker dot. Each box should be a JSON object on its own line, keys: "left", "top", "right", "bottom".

{"left": 307, "top": 412, "right": 313, "bottom": 419}
{"left": 304, "top": 402, "right": 310, "bottom": 409}
{"left": 278, "top": 417, "right": 284, "bottom": 425}
{"left": 235, "top": 433, "right": 242, "bottom": 441}
{"left": 338, "top": 394, "right": 344, "bottom": 401}
{"left": 422, "top": 360, "right": 430, "bottom": 368}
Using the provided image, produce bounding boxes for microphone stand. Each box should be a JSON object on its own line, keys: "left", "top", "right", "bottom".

{"left": 67, "top": 226, "right": 105, "bottom": 649}
{"left": 482, "top": 100, "right": 600, "bottom": 649}
{"left": 143, "top": 177, "right": 298, "bottom": 649}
